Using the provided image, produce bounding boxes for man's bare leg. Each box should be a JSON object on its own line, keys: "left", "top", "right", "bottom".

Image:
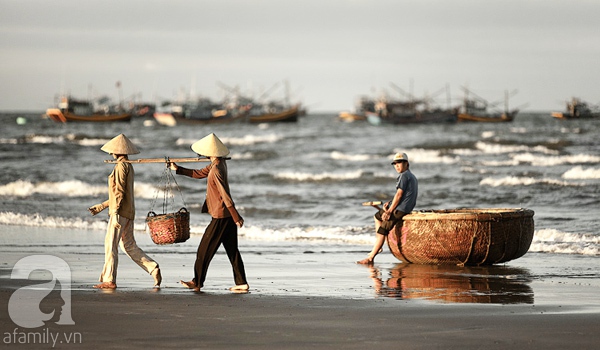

{"left": 229, "top": 284, "right": 249, "bottom": 292}
{"left": 180, "top": 280, "right": 200, "bottom": 292}
{"left": 357, "top": 218, "right": 386, "bottom": 264}
{"left": 151, "top": 267, "right": 162, "bottom": 288}
{"left": 93, "top": 281, "right": 117, "bottom": 289}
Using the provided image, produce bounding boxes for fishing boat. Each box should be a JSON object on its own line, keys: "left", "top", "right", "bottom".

{"left": 365, "top": 100, "right": 457, "bottom": 125}
{"left": 337, "top": 97, "right": 374, "bottom": 122}
{"left": 457, "top": 88, "right": 520, "bottom": 123}
{"left": 551, "top": 97, "right": 600, "bottom": 119}
{"left": 386, "top": 208, "right": 534, "bottom": 266}
{"left": 248, "top": 103, "right": 300, "bottom": 123}
{"left": 153, "top": 98, "right": 248, "bottom": 126}
{"left": 45, "top": 96, "right": 131, "bottom": 123}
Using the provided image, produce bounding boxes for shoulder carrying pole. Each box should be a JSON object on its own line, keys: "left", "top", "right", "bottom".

{"left": 104, "top": 156, "right": 230, "bottom": 164}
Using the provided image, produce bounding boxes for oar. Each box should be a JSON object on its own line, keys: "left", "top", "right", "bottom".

{"left": 104, "top": 156, "right": 230, "bottom": 164}
{"left": 362, "top": 201, "right": 382, "bottom": 210}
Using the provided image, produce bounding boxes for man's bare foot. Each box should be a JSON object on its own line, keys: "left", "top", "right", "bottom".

{"left": 229, "top": 284, "right": 249, "bottom": 292}
{"left": 356, "top": 257, "right": 374, "bottom": 265}
{"left": 151, "top": 268, "right": 162, "bottom": 288}
{"left": 93, "top": 282, "right": 117, "bottom": 289}
{"left": 180, "top": 280, "right": 200, "bottom": 292}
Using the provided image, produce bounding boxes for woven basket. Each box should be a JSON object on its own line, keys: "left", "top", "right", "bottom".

{"left": 386, "top": 208, "right": 534, "bottom": 266}
{"left": 146, "top": 207, "right": 190, "bottom": 245}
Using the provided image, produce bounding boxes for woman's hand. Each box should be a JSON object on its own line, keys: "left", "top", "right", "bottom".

{"left": 88, "top": 204, "right": 105, "bottom": 216}
{"left": 167, "top": 162, "right": 178, "bottom": 171}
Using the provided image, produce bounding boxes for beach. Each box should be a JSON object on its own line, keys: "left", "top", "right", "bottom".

{"left": 1, "top": 112, "right": 599, "bottom": 348}
{"left": 1, "top": 225, "right": 600, "bottom": 349}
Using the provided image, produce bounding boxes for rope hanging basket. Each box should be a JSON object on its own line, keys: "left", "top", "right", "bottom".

{"left": 146, "top": 166, "right": 190, "bottom": 245}
{"left": 386, "top": 208, "right": 535, "bottom": 266}
{"left": 147, "top": 207, "right": 190, "bottom": 245}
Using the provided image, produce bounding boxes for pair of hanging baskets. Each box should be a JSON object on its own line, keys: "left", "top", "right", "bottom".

{"left": 146, "top": 167, "right": 190, "bottom": 245}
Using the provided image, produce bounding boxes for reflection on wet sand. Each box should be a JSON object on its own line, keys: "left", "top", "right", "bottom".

{"left": 365, "top": 263, "right": 534, "bottom": 304}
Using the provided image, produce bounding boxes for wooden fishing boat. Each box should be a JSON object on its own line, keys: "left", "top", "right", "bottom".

{"left": 457, "top": 111, "right": 517, "bottom": 123}
{"left": 45, "top": 97, "right": 131, "bottom": 123}
{"left": 386, "top": 208, "right": 534, "bottom": 266}
{"left": 456, "top": 88, "right": 519, "bottom": 123}
{"left": 338, "top": 97, "right": 375, "bottom": 122}
{"left": 551, "top": 97, "right": 600, "bottom": 119}
{"left": 365, "top": 98, "right": 456, "bottom": 125}
{"left": 153, "top": 98, "right": 248, "bottom": 126}
{"left": 338, "top": 111, "right": 366, "bottom": 122}
{"left": 248, "top": 104, "right": 299, "bottom": 123}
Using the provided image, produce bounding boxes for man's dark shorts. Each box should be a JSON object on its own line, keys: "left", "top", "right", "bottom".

{"left": 375, "top": 208, "right": 407, "bottom": 235}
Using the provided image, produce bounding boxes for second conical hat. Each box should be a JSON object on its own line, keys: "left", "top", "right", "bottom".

{"left": 191, "top": 133, "right": 230, "bottom": 157}
{"left": 100, "top": 134, "right": 140, "bottom": 155}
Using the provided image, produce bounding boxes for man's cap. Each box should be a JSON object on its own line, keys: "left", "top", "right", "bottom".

{"left": 391, "top": 152, "right": 409, "bottom": 164}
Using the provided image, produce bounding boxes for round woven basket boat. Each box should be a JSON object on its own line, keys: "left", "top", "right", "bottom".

{"left": 146, "top": 207, "right": 190, "bottom": 245}
{"left": 386, "top": 208, "right": 535, "bottom": 266}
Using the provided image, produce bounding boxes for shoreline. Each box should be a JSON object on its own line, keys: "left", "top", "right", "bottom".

{"left": 2, "top": 285, "right": 600, "bottom": 349}
{"left": 1, "top": 224, "right": 600, "bottom": 348}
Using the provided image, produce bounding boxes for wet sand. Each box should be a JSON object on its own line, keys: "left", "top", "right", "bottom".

{"left": 1, "top": 226, "right": 600, "bottom": 348}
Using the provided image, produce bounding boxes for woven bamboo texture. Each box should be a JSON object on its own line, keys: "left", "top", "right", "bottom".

{"left": 386, "top": 208, "right": 534, "bottom": 266}
{"left": 146, "top": 207, "right": 190, "bottom": 245}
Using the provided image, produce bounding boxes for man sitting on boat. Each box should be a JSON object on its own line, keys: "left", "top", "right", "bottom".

{"left": 357, "top": 152, "right": 418, "bottom": 264}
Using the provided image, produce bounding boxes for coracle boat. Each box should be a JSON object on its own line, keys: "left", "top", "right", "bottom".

{"left": 386, "top": 208, "right": 534, "bottom": 266}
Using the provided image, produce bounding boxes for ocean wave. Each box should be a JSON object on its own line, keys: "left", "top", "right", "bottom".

{"left": 474, "top": 141, "right": 559, "bottom": 155}
{"left": 0, "top": 212, "right": 106, "bottom": 230}
{"left": 239, "top": 225, "right": 373, "bottom": 245}
{"left": 274, "top": 170, "right": 365, "bottom": 182}
{"left": 530, "top": 229, "right": 599, "bottom": 255}
{"left": 562, "top": 166, "right": 600, "bottom": 180}
{"left": 512, "top": 153, "right": 600, "bottom": 166}
{"left": 176, "top": 134, "right": 282, "bottom": 147}
{"left": 0, "top": 133, "right": 111, "bottom": 146}
{"left": 0, "top": 180, "right": 161, "bottom": 199}
{"left": 1, "top": 212, "right": 597, "bottom": 256}
{"left": 395, "top": 148, "right": 459, "bottom": 164}
{"left": 479, "top": 176, "right": 582, "bottom": 187}
{"left": 330, "top": 151, "right": 378, "bottom": 162}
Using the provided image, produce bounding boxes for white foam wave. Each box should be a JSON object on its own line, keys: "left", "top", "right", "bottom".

{"left": 176, "top": 134, "right": 282, "bottom": 148}
{"left": 0, "top": 134, "right": 112, "bottom": 146}
{"left": 394, "top": 148, "right": 459, "bottom": 164}
{"left": 512, "top": 153, "right": 600, "bottom": 166}
{"left": 0, "top": 212, "right": 106, "bottom": 230}
{"left": 330, "top": 151, "right": 377, "bottom": 162}
{"left": 475, "top": 141, "right": 558, "bottom": 155}
{"left": 510, "top": 127, "right": 528, "bottom": 134}
{"left": 530, "top": 229, "right": 599, "bottom": 255}
{"left": 479, "top": 176, "right": 581, "bottom": 187}
{"left": 0, "top": 180, "right": 161, "bottom": 199}
{"left": 275, "top": 170, "right": 365, "bottom": 182}
{"left": 239, "top": 225, "right": 373, "bottom": 245}
{"left": 562, "top": 166, "right": 600, "bottom": 180}
{"left": 481, "top": 131, "right": 495, "bottom": 139}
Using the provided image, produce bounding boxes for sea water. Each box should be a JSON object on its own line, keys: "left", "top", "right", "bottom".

{"left": 0, "top": 111, "right": 599, "bottom": 301}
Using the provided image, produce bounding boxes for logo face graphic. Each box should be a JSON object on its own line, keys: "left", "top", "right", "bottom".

{"left": 8, "top": 255, "right": 75, "bottom": 328}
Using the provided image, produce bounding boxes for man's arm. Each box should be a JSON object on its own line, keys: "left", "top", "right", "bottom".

{"left": 382, "top": 188, "right": 403, "bottom": 221}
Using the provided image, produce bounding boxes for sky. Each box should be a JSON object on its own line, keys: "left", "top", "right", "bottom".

{"left": 1, "top": 0, "right": 599, "bottom": 112}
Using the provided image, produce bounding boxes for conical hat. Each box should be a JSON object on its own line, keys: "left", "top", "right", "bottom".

{"left": 191, "top": 133, "right": 229, "bottom": 157}
{"left": 101, "top": 134, "right": 140, "bottom": 155}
